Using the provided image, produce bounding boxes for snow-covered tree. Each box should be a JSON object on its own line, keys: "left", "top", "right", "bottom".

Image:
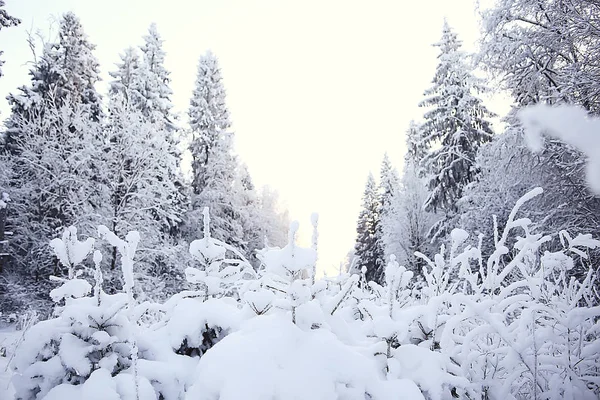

{"left": 108, "top": 47, "right": 143, "bottom": 107}
{"left": 460, "top": 119, "right": 600, "bottom": 279}
{"left": 419, "top": 21, "right": 494, "bottom": 217}
{"left": 405, "top": 120, "right": 427, "bottom": 174}
{"left": 0, "top": 12, "right": 106, "bottom": 312}
{"left": 137, "top": 23, "right": 175, "bottom": 128}
{"left": 0, "top": 99, "right": 104, "bottom": 312}
{"left": 396, "top": 168, "right": 438, "bottom": 280}
{"left": 4, "top": 12, "right": 102, "bottom": 153}
{"left": 258, "top": 185, "right": 290, "bottom": 248}
{"left": 187, "top": 51, "right": 245, "bottom": 250}
{"left": 353, "top": 173, "right": 385, "bottom": 285}
{"left": 189, "top": 50, "right": 230, "bottom": 192}
{"left": 391, "top": 123, "right": 439, "bottom": 280}
{"left": 476, "top": 0, "right": 600, "bottom": 269}
{"left": 235, "top": 164, "right": 275, "bottom": 266}
{"left": 0, "top": 0, "right": 20, "bottom": 78}
{"left": 96, "top": 94, "right": 186, "bottom": 297}
{"left": 479, "top": 0, "right": 600, "bottom": 113}
{"left": 378, "top": 154, "right": 402, "bottom": 262}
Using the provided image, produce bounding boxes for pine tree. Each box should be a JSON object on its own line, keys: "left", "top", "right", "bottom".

{"left": 419, "top": 21, "right": 494, "bottom": 216}
{"left": 5, "top": 12, "right": 102, "bottom": 152}
{"left": 187, "top": 51, "right": 244, "bottom": 250}
{"left": 138, "top": 23, "right": 175, "bottom": 128}
{"left": 405, "top": 120, "right": 427, "bottom": 173}
{"left": 353, "top": 173, "right": 385, "bottom": 285}
{"left": 131, "top": 27, "right": 187, "bottom": 239}
{"left": 0, "top": 0, "right": 20, "bottom": 78}
{"left": 235, "top": 164, "right": 264, "bottom": 265}
{"left": 98, "top": 95, "right": 186, "bottom": 297}
{"left": 189, "top": 50, "right": 231, "bottom": 192}
{"left": 378, "top": 154, "right": 401, "bottom": 261}
{"left": 108, "top": 47, "right": 143, "bottom": 107}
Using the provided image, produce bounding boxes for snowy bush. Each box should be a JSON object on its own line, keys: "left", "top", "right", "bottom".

{"left": 425, "top": 188, "right": 600, "bottom": 399}
{"left": 11, "top": 227, "right": 153, "bottom": 400}
{"left": 8, "top": 199, "right": 600, "bottom": 400}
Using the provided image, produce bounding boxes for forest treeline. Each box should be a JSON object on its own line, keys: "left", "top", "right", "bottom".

{"left": 2, "top": 2, "right": 600, "bottom": 400}
{"left": 352, "top": 7, "right": 600, "bottom": 289}
{"left": 0, "top": 7, "right": 289, "bottom": 313}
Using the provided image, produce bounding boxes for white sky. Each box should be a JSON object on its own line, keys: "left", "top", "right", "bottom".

{"left": 0, "top": 0, "right": 502, "bottom": 275}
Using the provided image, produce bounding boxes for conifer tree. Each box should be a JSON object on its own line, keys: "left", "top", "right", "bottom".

{"left": 419, "top": 21, "right": 494, "bottom": 216}
{"left": 353, "top": 173, "right": 385, "bottom": 285}
{"left": 5, "top": 12, "right": 102, "bottom": 152}
{"left": 235, "top": 164, "right": 264, "bottom": 265}
{"left": 138, "top": 23, "right": 175, "bottom": 128}
{"left": 98, "top": 94, "right": 186, "bottom": 297}
{"left": 108, "top": 47, "right": 143, "bottom": 106}
{"left": 133, "top": 27, "right": 187, "bottom": 238}
{"left": 187, "top": 51, "right": 244, "bottom": 250}
{"left": 378, "top": 154, "right": 401, "bottom": 262}
{"left": 405, "top": 120, "right": 427, "bottom": 174}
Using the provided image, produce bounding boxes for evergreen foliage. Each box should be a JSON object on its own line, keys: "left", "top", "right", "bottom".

{"left": 187, "top": 51, "right": 245, "bottom": 251}
{"left": 353, "top": 173, "right": 385, "bottom": 285}
{"left": 418, "top": 21, "right": 494, "bottom": 214}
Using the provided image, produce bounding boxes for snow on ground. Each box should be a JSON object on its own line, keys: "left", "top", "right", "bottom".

{"left": 0, "top": 325, "right": 21, "bottom": 399}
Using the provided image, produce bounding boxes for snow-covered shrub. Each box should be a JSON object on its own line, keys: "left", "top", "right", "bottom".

{"left": 11, "top": 197, "right": 600, "bottom": 400}
{"left": 11, "top": 226, "right": 161, "bottom": 400}
{"left": 185, "top": 207, "right": 257, "bottom": 301}
{"left": 433, "top": 188, "right": 600, "bottom": 399}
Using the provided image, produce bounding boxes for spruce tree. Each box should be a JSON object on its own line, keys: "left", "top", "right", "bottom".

{"left": 378, "top": 153, "right": 401, "bottom": 262}
{"left": 235, "top": 164, "right": 264, "bottom": 265}
{"left": 187, "top": 51, "right": 244, "bottom": 250}
{"left": 5, "top": 12, "right": 102, "bottom": 152}
{"left": 405, "top": 120, "right": 427, "bottom": 173}
{"left": 108, "top": 47, "right": 143, "bottom": 107}
{"left": 353, "top": 173, "right": 385, "bottom": 285}
{"left": 98, "top": 95, "right": 186, "bottom": 297}
{"left": 138, "top": 23, "right": 175, "bottom": 129}
{"left": 419, "top": 21, "right": 494, "bottom": 215}
{"left": 233, "top": 165, "right": 288, "bottom": 264}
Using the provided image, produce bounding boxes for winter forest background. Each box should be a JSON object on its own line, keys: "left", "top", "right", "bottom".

{"left": 1, "top": 1, "right": 600, "bottom": 399}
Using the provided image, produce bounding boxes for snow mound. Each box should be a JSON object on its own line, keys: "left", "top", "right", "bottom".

{"left": 186, "top": 315, "right": 424, "bottom": 400}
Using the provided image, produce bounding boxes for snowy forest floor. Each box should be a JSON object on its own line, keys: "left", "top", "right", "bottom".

{"left": 0, "top": 325, "right": 21, "bottom": 399}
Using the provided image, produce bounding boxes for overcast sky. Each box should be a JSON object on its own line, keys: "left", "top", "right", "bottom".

{"left": 0, "top": 0, "right": 503, "bottom": 275}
